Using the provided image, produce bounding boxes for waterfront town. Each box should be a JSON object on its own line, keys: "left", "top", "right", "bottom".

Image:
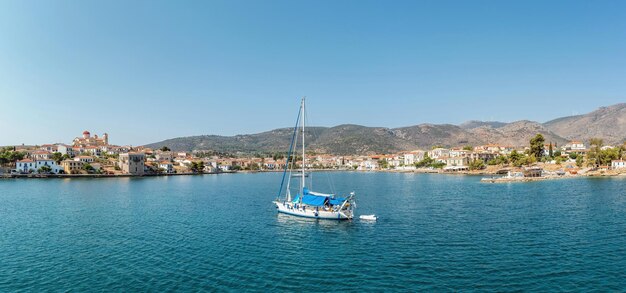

{"left": 0, "top": 130, "right": 625, "bottom": 178}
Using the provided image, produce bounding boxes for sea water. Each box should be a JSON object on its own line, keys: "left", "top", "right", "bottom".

{"left": 1, "top": 173, "right": 625, "bottom": 291}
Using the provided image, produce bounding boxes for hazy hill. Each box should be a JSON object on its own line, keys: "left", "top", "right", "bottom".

{"left": 467, "top": 120, "right": 568, "bottom": 147}
{"left": 543, "top": 103, "right": 626, "bottom": 144}
{"left": 144, "top": 103, "right": 624, "bottom": 154}
{"left": 144, "top": 123, "right": 564, "bottom": 155}
{"left": 392, "top": 124, "right": 485, "bottom": 148}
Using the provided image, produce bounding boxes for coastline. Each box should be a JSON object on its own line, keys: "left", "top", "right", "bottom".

{"left": 0, "top": 171, "right": 236, "bottom": 179}
{"left": 2, "top": 168, "right": 624, "bottom": 181}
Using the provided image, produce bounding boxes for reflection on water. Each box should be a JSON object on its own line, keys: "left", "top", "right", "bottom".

{"left": 274, "top": 212, "right": 354, "bottom": 230}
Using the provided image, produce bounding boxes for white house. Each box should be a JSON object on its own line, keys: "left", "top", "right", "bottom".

{"left": 446, "top": 157, "right": 470, "bottom": 167}
{"left": 388, "top": 156, "right": 402, "bottom": 168}
{"left": 34, "top": 159, "right": 63, "bottom": 173}
{"left": 601, "top": 145, "right": 615, "bottom": 151}
{"left": 74, "top": 156, "right": 95, "bottom": 163}
{"left": 562, "top": 141, "right": 586, "bottom": 151}
{"left": 84, "top": 146, "right": 102, "bottom": 157}
{"left": 403, "top": 153, "right": 415, "bottom": 166}
{"left": 449, "top": 149, "right": 469, "bottom": 158}
{"left": 358, "top": 159, "right": 379, "bottom": 171}
{"left": 204, "top": 164, "right": 217, "bottom": 173}
{"left": 155, "top": 151, "right": 173, "bottom": 161}
{"left": 56, "top": 144, "right": 75, "bottom": 157}
{"left": 612, "top": 160, "right": 625, "bottom": 169}
{"left": 15, "top": 159, "right": 37, "bottom": 173}
{"left": 428, "top": 148, "right": 450, "bottom": 159}
{"left": 571, "top": 141, "right": 586, "bottom": 150}
{"left": 31, "top": 150, "right": 52, "bottom": 160}
{"left": 158, "top": 162, "right": 174, "bottom": 173}
{"left": 15, "top": 159, "right": 62, "bottom": 174}
{"left": 174, "top": 158, "right": 193, "bottom": 167}
{"left": 40, "top": 144, "right": 58, "bottom": 152}
{"left": 444, "top": 156, "right": 470, "bottom": 171}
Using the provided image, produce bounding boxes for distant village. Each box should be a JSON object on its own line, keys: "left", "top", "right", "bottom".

{"left": 1, "top": 130, "right": 625, "bottom": 177}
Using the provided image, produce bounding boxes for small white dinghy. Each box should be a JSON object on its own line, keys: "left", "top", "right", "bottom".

{"left": 360, "top": 214, "right": 377, "bottom": 221}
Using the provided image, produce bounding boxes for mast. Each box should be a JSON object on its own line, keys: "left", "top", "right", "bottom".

{"left": 301, "top": 97, "right": 306, "bottom": 196}
{"left": 278, "top": 98, "right": 302, "bottom": 203}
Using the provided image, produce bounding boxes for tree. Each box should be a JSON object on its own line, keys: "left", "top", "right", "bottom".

{"left": 509, "top": 150, "right": 522, "bottom": 163}
{"left": 160, "top": 146, "right": 171, "bottom": 152}
{"left": 38, "top": 165, "right": 52, "bottom": 174}
{"left": 512, "top": 156, "right": 526, "bottom": 167}
{"left": 548, "top": 142, "right": 553, "bottom": 158}
{"left": 272, "top": 152, "right": 285, "bottom": 160}
{"left": 587, "top": 138, "right": 603, "bottom": 167}
{"left": 190, "top": 161, "right": 205, "bottom": 173}
{"left": 248, "top": 163, "right": 260, "bottom": 170}
{"left": 529, "top": 134, "right": 545, "bottom": 159}
{"left": 509, "top": 149, "right": 534, "bottom": 167}
{"left": 576, "top": 156, "right": 584, "bottom": 167}
{"left": 494, "top": 155, "right": 510, "bottom": 165}
{"left": 379, "top": 159, "right": 389, "bottom": 169}
{"left": 0, "top": 147, "right": 26, "bottom": 166}
{"left": 599, "top": 147, "right": 619, "bottom": 166}
{"left": 469, "top": 159, "right": 485, "bottom": 170}
{"left": 51, "top": 152, "right": 64, "bottom": 164}
{"left": 569, "top": 153, "right": 578, "bottom": 160}
{"left": 83, "top": 164, "right": 95, "bottom": 173}
{"left": 463, "top": 145, "right": 473, "bottom": 151}
{"left": 431, "top": 162, "right": 446, "bottom": 169}
{"left": 415, "top": 154, "right": 434, "bottom": 168}
{"left": 555, "top": 156, "right": 564, "bottom": 165}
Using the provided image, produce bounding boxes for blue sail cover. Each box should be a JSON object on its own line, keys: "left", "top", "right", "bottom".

{"left": 291, "top": 188, "right": 345, "bottom": 206}
{"left": 329, "top": 197, "right": 346, "bottom": 205}
{"left": 301, "top": 195, "right": 327, "bottom": 206}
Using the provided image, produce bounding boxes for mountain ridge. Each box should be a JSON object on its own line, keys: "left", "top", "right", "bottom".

{"left": 144, "top": 103, "right": 626, "bottom": 154}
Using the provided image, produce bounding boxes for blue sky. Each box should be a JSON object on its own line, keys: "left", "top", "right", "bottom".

{"left": 1, "top": 0, "right": 625, "bottom": 146}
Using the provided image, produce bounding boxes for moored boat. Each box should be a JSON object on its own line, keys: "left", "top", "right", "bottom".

{"left": 273, "top": 97, "right": 355, "bottom": 220}
{"left": 359, "top": 214, "right": 377, "bottom": 221}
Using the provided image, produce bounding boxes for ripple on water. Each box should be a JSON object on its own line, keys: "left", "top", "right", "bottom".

{"left": 1, "top": 174, "right": 626, "bottom": 291}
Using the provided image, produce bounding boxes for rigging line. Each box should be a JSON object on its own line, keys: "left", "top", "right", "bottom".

{"left": 288, "top": 129, "right": 297, "bottom": 177}
{"left": 304, "top": 100, "right": 312, "bottom": 190}
{"left": 287, "top": 107, "right": 301, "bottom": 197}
{"left": 288, "top": 113, "right": 300, "bottom": 195}
{"left": 276, "top": 101, "right": 302, "bottom": 200}
{"left": 305, "top": 102, "right": 337, "bottom": 196}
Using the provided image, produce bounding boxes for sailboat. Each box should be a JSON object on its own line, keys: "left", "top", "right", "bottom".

{"left": 273, "top": 97, "right": 355, "bottom": 220}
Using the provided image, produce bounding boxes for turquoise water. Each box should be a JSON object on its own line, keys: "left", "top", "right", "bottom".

{"left": 1, "top": 173, "right": 626, "bottom": 291}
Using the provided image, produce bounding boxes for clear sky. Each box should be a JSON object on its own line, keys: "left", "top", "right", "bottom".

{"left": 1, "top": 0, "right": 625, "bottom": 146}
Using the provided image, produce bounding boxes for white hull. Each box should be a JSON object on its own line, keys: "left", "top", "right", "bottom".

{"left": 274, "top": 201, "right": 352, "bottom": 220}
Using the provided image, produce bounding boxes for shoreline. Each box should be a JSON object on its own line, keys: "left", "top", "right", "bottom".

{"left": 2, "top": 168, "right": 624, "bottom": 180}
{"left": 0, "top": 171, "right": 236, "bottom": 179}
